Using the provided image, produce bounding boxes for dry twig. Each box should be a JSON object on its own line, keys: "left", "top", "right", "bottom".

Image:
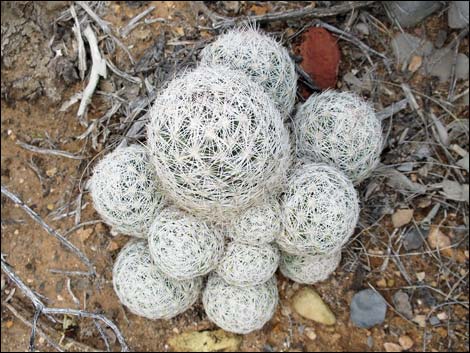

{"left": 77, "top": 26, "right": 107, "bottom": 123}
{"left": 1, "top": 259, "right": 128, "bottom": 352}
{"left": 210, "top": 1, "right": 376, "bottom": 28}
{"left": 1, "top": 185, "right": 95, "bottom": 276}
{"left": 17, "top": 141, "right": 86, "bottom": 160}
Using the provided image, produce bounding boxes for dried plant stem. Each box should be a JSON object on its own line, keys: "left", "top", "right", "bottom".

{"left": 120, "top": 6, "right": 155, "bottom": 37}
{"left": 70, "top": 5, "right": 87, "bottom": 80}
{"left": 212, "top": 1, "right": 376, "bottom": 28}
{"left": 76, "top": 1, "right": 135, "bottom": 64}
{"left": 17, "top": 141, "right": 86, "bottom": 160}
{"left": 1, "top": 185, "right": 95, "bottom": 275}
{"left": 77, "top": 25, "right": 107, "bottom": 122}
{"left": 1, "top": 259, "right": 128, "bottom": 352}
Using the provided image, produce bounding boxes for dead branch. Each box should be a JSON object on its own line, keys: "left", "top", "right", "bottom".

{"left": 3, "top": 303, "right": 64, "bottom": 352}
{"left": 76, "top": 1, "right": 135, "bottom": 64}
{"left": 1, "top": 259, "right": 129, "bottom": 352}
{"left": 312, "top": 19, "right": 388, "bottom": 64}
{"left": 120, "top": 6, "right": 155, "bottom": 37}
{"left": 211, "top": 1, "right": 376, "bottom": 29}
{"left": 1, "top": 185, "right": 95, "bottom": 276}
{"left": 106, "top": 59, "right": 142, "bottom": 84}
{"left": 77, "top": 25, "right": 107, "bottom": 123}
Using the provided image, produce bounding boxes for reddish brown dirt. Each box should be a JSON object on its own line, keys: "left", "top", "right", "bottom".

{"left": 297, "top": 27, "right": 341, "bottom": 92}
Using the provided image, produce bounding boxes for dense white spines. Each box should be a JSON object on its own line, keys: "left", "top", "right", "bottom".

{"left": 203, "top": 274, "right": 279, "bottom": 334}
{"left": 228, "top": 197, "right": 282, "bottom": 245}
{"left": 294, "top": 91, "right": 383, "bottom": 183}
{"left": 201, "top": 28, "right": 297, "bottom": 117}
{"left": 147, "top": 65, "right": 290, "bottom": 222}
{"left": 148, "top": 207, "right": 225, "bottom": 280}
{"left": 216, "top": 242, "right": 280, "bottom": 287}
{"left": 277, "top": 163, "right": 359, "bottom": 255}
{"left": 89, "top": 145, "right": 164, "bottom": 238}
{"left": 280, "top": 250, "right": 342, "bottom": 284}
{"left": 112, "top": 241, "right": 202, "bottom": 320}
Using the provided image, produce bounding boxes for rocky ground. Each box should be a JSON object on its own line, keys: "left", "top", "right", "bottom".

{"left": 1, "top": 1, "right": 469, "bottom": 352}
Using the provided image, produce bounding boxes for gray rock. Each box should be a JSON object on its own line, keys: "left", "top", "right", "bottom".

{"left": 429, "top": 316, "right": 440, "bottom": 326}
{"left": 403, "top": 228, "right": 425, "bottom": 250}
{"left": 448, "top": 1, "right": 469, "bottom": 29}
{"left": 386, "top": 1, "right": 442, "bottom": 28}
{"left": 435, "top": 30, "right": 448, "bottom": 49}
{"left": 393, "top": 290, "right": 414, "bottom": 319}
{"left": 426, "top": 50, "right": 469, "bottom": 82}
{"left": 350, "top": 289, "right": 387, "bottom": 328}
{"left": 391, "top": 33, "right": 433, "bottom": 68}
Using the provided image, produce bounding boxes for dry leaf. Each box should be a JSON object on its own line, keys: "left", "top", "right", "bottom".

{"left": 250, "top": 4, "right": 268, "bottom": 15}
{"left": 435, "top": 180, "right": 469, "bottom": 202}
{"left": 383, "top": 169, "right": 427, "bottom": 194}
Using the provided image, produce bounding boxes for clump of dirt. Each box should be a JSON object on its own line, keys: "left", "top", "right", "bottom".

{"left": 296, "top": 27, "right": 341, "bottom": 92}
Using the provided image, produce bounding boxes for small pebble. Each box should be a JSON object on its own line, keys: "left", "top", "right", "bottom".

{"left": 434, "top": 30, "right": 447, "bottom": 48}
{"left": 384, "top": 342, "right": 403, "bottom": 352}
{"left": 355, "top": 22, "right": 369, "bottom": 36}
{"left": 429, "top": 316, "right": 440, "bottom": 326}
{"left": 412, "top": 315, "right": 426, "bottom": 328}
{"left": 304, "top": 327, "right": 317, "bottom": 341}
{"left": 437, "top": 312, "right": 448, "bottom": 321}
{"left": 367, "top": 335, "right": 374, "bottom": 348}
{"left": 393, "top": 290, "right": 413, "bottom": 319}
{"left": 416, "top": 272, "right": 425, "bottom": 282}
{"left": 292, "top": 288, "right": 336, "bottom": 325}
{"left": 399, "top": 335, "right": 414, "bottom": 350}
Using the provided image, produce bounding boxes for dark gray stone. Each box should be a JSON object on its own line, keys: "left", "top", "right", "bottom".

{"left": 386, "top": 1, "right": 442, "bottom": 28}
{"left": 350, "top": 289, "right": 387, "bottom": 328}
{"left": 403, "top": 228, "right": 425, "bottom": 251}
{"left": 415, "top": 287, "right": 437, "bottom": 307}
